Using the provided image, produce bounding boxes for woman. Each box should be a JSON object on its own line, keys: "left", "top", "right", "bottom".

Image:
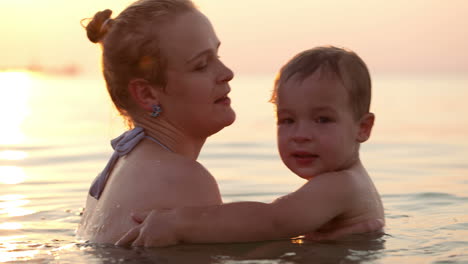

{"left": 78, "top": 0, "right": 382, "bottom": 245}
{"left": 77, "top": 0, "right": 234, "bottom": 243}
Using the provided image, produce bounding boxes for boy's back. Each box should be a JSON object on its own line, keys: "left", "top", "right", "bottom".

{"left": 274, "top": 160, "right": 384, "bottom": 238}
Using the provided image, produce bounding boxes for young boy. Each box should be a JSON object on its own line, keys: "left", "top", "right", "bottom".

{"left": 117, "top": 46, "right": 385, "bottom": 247}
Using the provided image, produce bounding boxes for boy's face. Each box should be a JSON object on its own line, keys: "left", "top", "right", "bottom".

{"left": 276, "top": 70, "right": 369, "bottom": 180}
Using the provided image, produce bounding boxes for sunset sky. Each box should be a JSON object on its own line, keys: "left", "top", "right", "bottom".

{"left": 1, "top": 0, "right": 467, "bottom": 75}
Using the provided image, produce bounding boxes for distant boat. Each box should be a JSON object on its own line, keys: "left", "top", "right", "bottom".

{"left": 0, "top": 62, "right": 82, "bottom": 76}
{"left": 49, "top": 64, "right": 81, "bottom": 76}
{"left": 26, "top": 62, "right": 44, "bottom": 73}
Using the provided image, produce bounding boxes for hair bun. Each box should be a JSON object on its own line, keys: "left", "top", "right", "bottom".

{"left": 85, "top": 9, "right": 113, "bottom": 43}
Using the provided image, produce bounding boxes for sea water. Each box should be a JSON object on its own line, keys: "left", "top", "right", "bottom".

{"left": 0, "top": 71, "right": 467, "bottom": 263}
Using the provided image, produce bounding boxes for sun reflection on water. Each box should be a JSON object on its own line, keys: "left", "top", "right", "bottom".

{"left": 0, "top": 71, "right": 32, "bottom": 145}
{"left": 0, "top": 222, "right": 23, "bottom": 230}
{"left": 0, "top": 166, "right": 27, "bottom": 185}
{"left": 0, "top": 150, "right": 28, "bottom": 160}
{"left": 290, "top": 236, "right": 305, "bottom": 244}
{"left": 0, "top": 193, "right": 38, "bottom": 262}
{"left": 0, "top": 244, "right": 40, "bottom": 263}
{"left": 0, "top": 194, "right": 34, "bottom": 217}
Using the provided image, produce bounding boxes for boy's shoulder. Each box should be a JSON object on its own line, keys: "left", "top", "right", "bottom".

{"left": 302, "top": 162, "right": 371, "bottom": 195}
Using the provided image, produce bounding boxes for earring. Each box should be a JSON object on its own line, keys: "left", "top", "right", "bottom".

{"left": 151, "top": 104, "right": 162, "bottom": 117}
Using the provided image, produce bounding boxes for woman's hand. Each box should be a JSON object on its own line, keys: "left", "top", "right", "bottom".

{"left": 115, "top": 209, "right": 180, "bottom": 247}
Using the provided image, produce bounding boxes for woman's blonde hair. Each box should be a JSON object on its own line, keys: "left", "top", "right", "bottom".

{"left": 84, "top": 0, "right": 196, "bottom": 125}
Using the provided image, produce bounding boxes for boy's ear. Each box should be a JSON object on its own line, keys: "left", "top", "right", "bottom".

{"left": 128, "top": 78, "right": 160, "bottom": 112}
{"left": 356, "top": 113, "right": 375, "bottom": 143}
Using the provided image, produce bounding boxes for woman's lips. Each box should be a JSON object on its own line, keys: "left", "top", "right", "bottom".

{"left": 215, "top": 96, "right": 231, "bottom": 105}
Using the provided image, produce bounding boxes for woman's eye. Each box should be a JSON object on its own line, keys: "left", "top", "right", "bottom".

{"left": 194, "top": 64, "right": 208, "bottom": 71}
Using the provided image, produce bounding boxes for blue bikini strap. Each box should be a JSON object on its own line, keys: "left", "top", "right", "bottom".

{"left": 88, "top": 127, "right": 171, "bottom": 199}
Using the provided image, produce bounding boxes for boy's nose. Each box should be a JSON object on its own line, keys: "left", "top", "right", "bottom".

{"left": 292, "top": 135, "right": 310, "bottom": 144}
{"left": 291, "top": 123, "right": 313, "bottom": 143}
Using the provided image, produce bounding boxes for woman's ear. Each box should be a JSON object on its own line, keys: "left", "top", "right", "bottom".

{"left": 356, "top": 113, "right": 375, "bottom": 143}
{"left": 128, "top": 79, "right": 160, "bottom": 112}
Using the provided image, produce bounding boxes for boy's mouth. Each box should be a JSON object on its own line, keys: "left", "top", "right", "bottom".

{"left": 292, "top": 151, "right": 318, "bottom": 158}
{"left": 292, "top": 151, "right": 318, "bottom": 164}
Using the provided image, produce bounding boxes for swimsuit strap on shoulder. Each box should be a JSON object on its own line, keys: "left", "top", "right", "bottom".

{"left": 144, "top": 135, "right": 173, "bottom": 152}
{"left": 88, "top": 127, "right": 170, "bottom": 199}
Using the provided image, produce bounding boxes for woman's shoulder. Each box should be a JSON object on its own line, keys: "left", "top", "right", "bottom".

{"left": 129, "top": 150, "right": 213, "bottom": 180}
{"left": 118, "top": 151, "right": 222, "bottom": 206}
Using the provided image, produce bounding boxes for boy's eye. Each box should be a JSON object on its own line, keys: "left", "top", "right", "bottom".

{"left": 315, "top": 116, "right": 332, "bottom": 124}
{"left": 278, "top": 118, "right": 294, "bottom": 125}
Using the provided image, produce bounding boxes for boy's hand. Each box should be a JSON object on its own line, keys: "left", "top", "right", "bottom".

{"left": 115, "top": 209, "right": 179, "bottom": 247}
{"left": 115, "top": 209, "right": 384, "bottom": 247}
{"left": 304, "top": 219, "right": 385, "bottom": 241}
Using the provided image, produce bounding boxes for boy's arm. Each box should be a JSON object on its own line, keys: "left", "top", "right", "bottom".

{"left": 116, "top": 172, "right": 352, "bottom": 247}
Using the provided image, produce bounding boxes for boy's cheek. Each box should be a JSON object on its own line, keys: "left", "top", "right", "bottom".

{"left": 277, "top": 141, "right": 288, "bottom": 157}
{"left": 277, "top": 138, "right": 291, "bottom": 159}
{"left": 276, "top": 128, "right": 289, "bottom": 142}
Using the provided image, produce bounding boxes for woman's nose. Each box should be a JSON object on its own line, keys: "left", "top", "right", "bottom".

{"left": 217, "top": 61, "right": 234, "bottom": 84}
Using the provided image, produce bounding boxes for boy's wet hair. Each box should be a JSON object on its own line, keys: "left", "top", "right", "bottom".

{"left": 83, "top": 0, "right": 196, "bottom": 126}
{"left": 270, "top": 46, "right": 372, "bottom": 120}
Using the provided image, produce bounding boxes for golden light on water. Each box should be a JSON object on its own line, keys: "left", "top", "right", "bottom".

{"left": 290, "top": 236, "right": 305, "bottom": 244}
{"left": 0, "top": 234, "right": 39, "bottom": 263}
{"left": 0, "top": 150, "right": 28, "bottom": 160}
{"left": 0, "top": 166, "right": 27, "bottom": 185}
{"left": 0, "top": 72, "right": 48, "bottom": 263}
{"left": 0, "top": 194, "right": 34, "bottom": 217}
{"left": 0, "top": 71, "right": 32, "bottom": 145}
{"left": 0, "top": 222, "right": 23, "bottom": 230}
{"left": 0, "top": 244, "right": 39, "bottom": 263}
{"left": 0, "top": 196, "right": 37, "bottom": 262}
